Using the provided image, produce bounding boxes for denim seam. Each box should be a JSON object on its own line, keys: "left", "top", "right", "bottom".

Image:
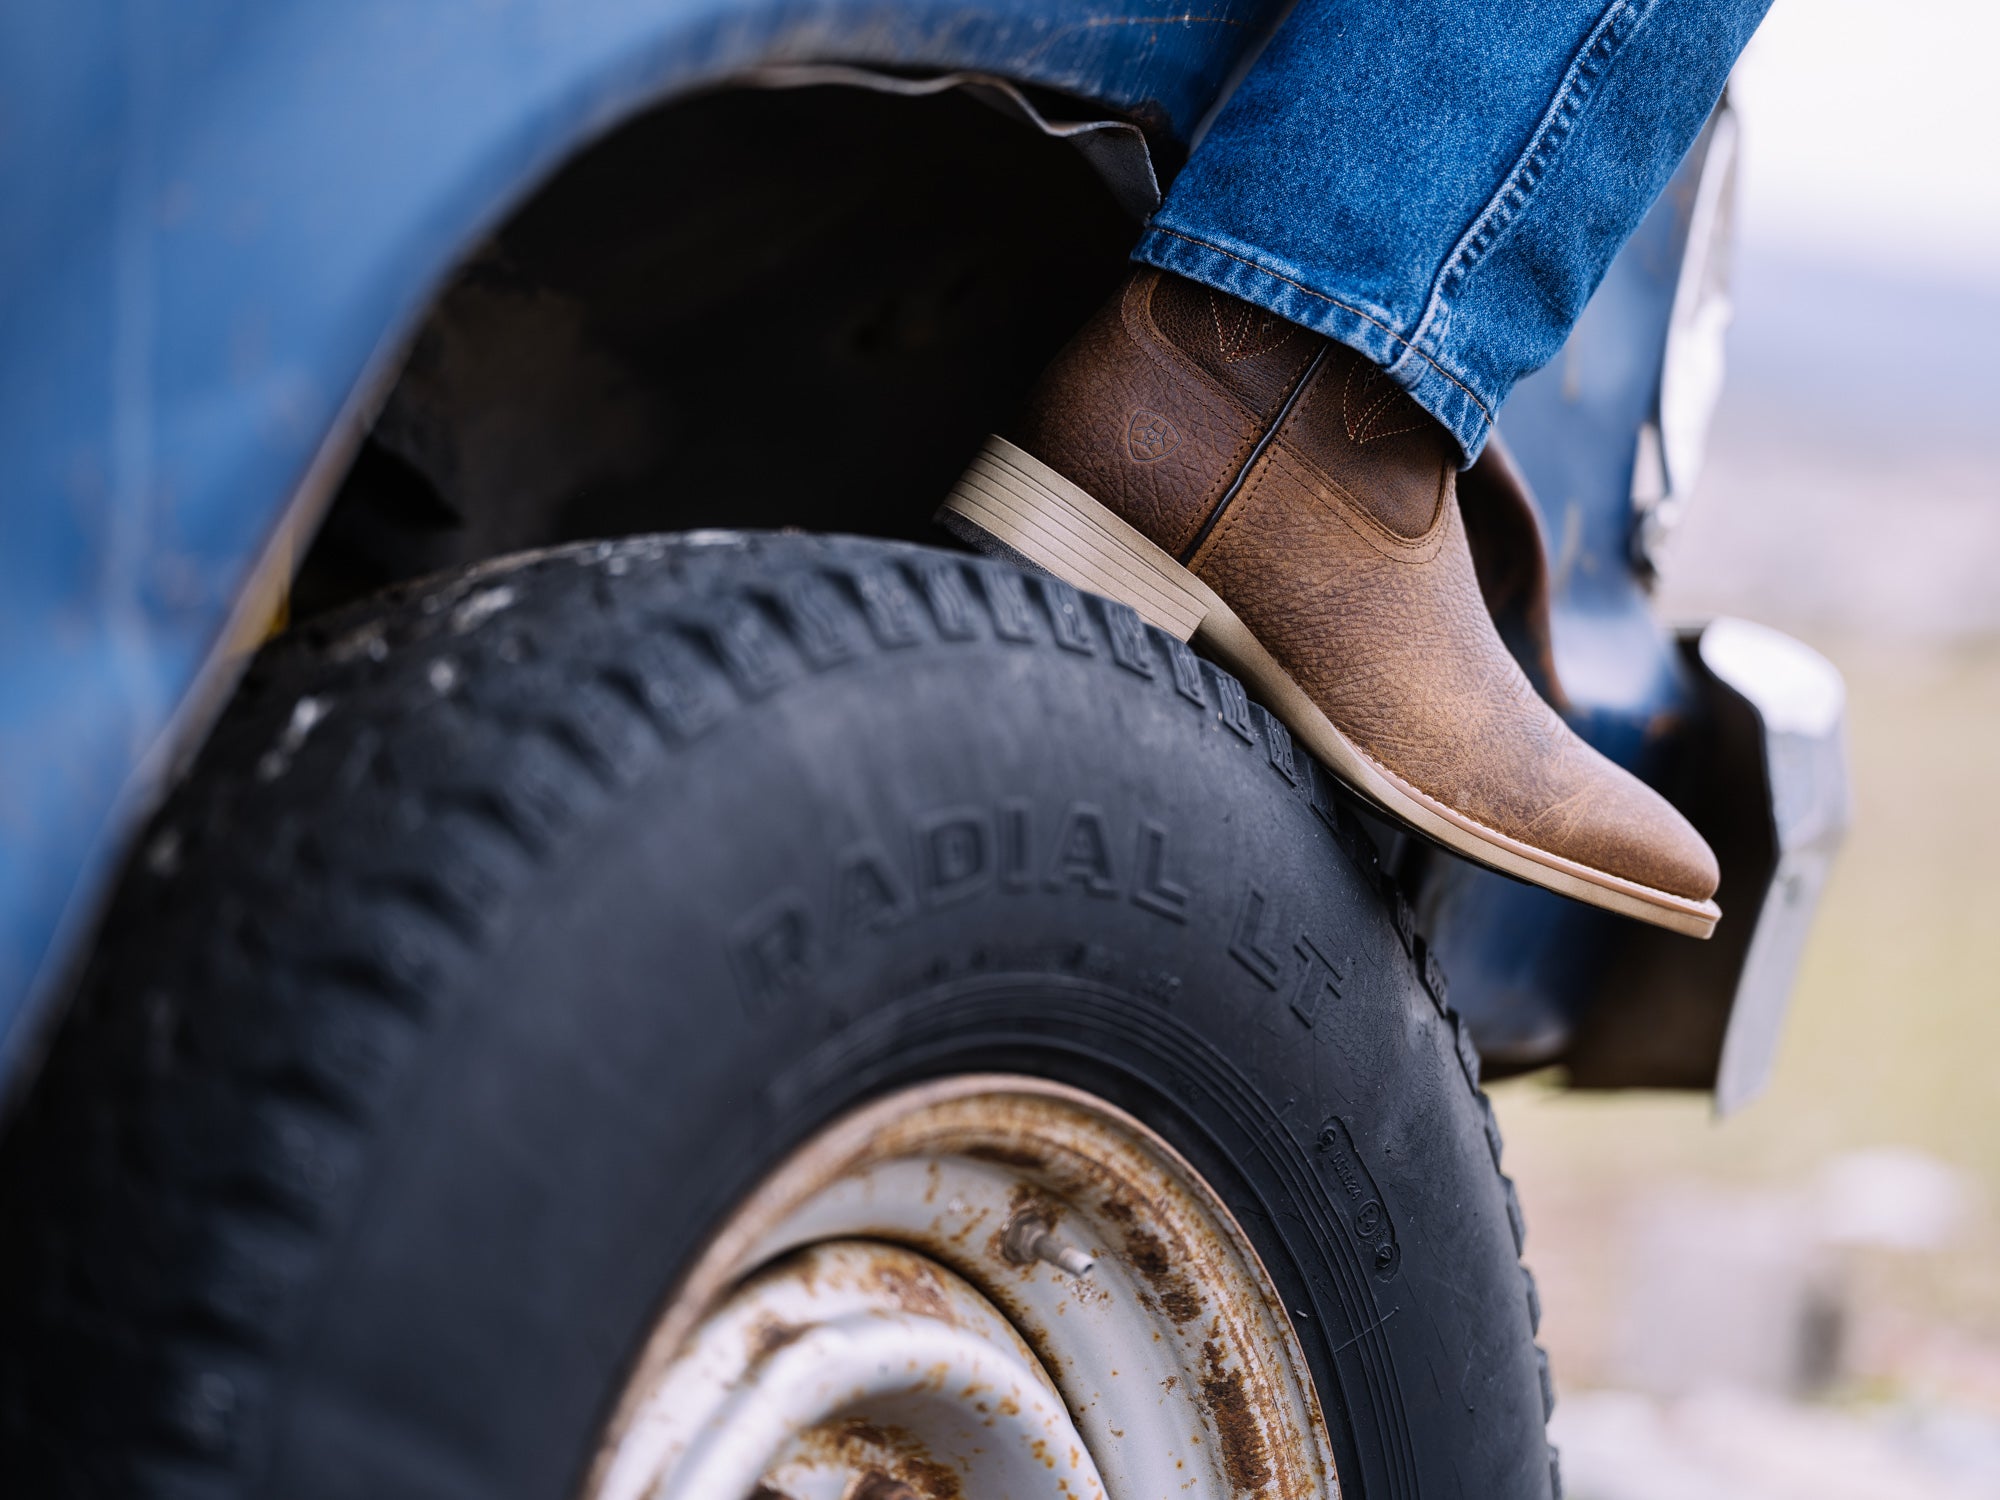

{"left": 1142, "top": 226, "right": 1496, "bottom": 427}
{"left": 1393, "top": 0, "right": 1661, "bottom": 381}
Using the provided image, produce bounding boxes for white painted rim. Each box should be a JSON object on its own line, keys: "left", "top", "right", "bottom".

{"left": 588, "top": 1075, "right": 1340, "bottom": 1500}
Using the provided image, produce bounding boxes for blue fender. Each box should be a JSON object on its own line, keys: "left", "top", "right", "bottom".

{"left": 0, "top": 0, "right": 1286, "bottom": 1091}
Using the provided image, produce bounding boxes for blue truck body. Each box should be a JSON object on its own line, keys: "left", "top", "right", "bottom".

{"left": 0, "top": 1, "right": 1819, "bottom": 1104}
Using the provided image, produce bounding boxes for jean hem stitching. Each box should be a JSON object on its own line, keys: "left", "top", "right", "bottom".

{"left": 1397, "top": 0, "right": 1661, "bottom": 375}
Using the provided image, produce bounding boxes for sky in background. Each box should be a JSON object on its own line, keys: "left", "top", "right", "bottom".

{"left": 1719, "top": 0, "right": 1999, "bottom": 435}
{"left": 1730, "top": 0, "right": 2000, "bottom": 283}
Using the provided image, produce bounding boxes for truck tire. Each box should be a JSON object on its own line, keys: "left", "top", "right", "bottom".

{"left": 0, "top": 533, "right": 1556, "bottom": 1499}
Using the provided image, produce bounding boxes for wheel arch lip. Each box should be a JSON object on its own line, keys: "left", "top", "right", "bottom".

{"left": 0, "top": 0, "right": 1283, "bottom": 1107}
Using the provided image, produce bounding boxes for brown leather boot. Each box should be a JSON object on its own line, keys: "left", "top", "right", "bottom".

{"left": 940, "top": 268, "right": 1720, "bottom": 936}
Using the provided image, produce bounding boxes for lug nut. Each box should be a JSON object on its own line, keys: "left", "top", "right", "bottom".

{"left": 1003, "top": 1212, "right": 1095, "bottom": 1276}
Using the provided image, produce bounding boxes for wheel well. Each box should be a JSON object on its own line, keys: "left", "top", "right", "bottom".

{"left": 290, "top": 82, "right": 1137, "bottom": 622}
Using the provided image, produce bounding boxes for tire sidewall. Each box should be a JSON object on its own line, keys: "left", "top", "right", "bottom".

{"left": 264, "top": 586, "right": 1541, "bottom": 1500}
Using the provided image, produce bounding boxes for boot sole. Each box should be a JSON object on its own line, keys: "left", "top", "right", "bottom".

{"left": 939, "top": 435, "right": 1720, "bottom": 939}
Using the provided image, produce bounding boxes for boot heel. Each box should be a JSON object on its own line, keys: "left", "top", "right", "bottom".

{"left": 939, "top": 436, "right": 1212, "bottom": 642}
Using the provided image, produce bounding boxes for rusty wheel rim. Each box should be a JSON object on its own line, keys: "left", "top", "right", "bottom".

{"left": 589, "top": 1075, "right": 1339, "bottom": 1500}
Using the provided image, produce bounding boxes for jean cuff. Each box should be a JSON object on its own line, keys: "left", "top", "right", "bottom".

{"left": 1132, "top": 226, "right": 1495, "bottom": 465}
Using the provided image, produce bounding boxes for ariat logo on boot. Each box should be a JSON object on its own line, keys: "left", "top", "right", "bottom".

{"left": 1127, "top": 408, "right": 1181, "bottom": 462}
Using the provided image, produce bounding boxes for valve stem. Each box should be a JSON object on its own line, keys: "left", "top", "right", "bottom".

{"left": 1003, "top": 1212, "right": 1096, "bottom": 1277}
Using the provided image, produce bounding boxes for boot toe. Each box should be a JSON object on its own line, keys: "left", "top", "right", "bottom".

{"left": 1568, "top": 756, "right": 1719, "bottom": 904}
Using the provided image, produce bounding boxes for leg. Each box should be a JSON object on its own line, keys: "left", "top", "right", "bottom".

{"left": 941, "top": 0, "right": 1770, "bottom": 933}
{"left": 1141, "top": 0, "right": 1771, "bottom": 461}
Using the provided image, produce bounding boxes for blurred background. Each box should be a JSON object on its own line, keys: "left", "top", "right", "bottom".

{"left": 1496, "top": 1, "right": 2000, "bottom": 1494}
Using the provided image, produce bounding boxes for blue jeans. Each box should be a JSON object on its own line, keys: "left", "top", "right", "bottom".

{"left": 1135, "top": 0, "right": 1771, "bottom": 462}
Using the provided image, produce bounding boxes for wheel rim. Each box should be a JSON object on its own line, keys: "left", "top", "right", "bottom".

{"left": 589, "top": 1075, "right": 1339, "bottom": 1500}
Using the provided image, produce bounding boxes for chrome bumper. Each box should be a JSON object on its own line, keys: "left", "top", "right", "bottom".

{"left": 1437, "top": 616, "right": 1851, "bottom": 1102}
{"left": 1694, "top": 619, "right": 1851, "bottom": 1113}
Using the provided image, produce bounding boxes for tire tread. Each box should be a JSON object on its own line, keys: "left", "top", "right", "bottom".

{"left": 0, "top": 533, "right": 1554, "bottom": 1495}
